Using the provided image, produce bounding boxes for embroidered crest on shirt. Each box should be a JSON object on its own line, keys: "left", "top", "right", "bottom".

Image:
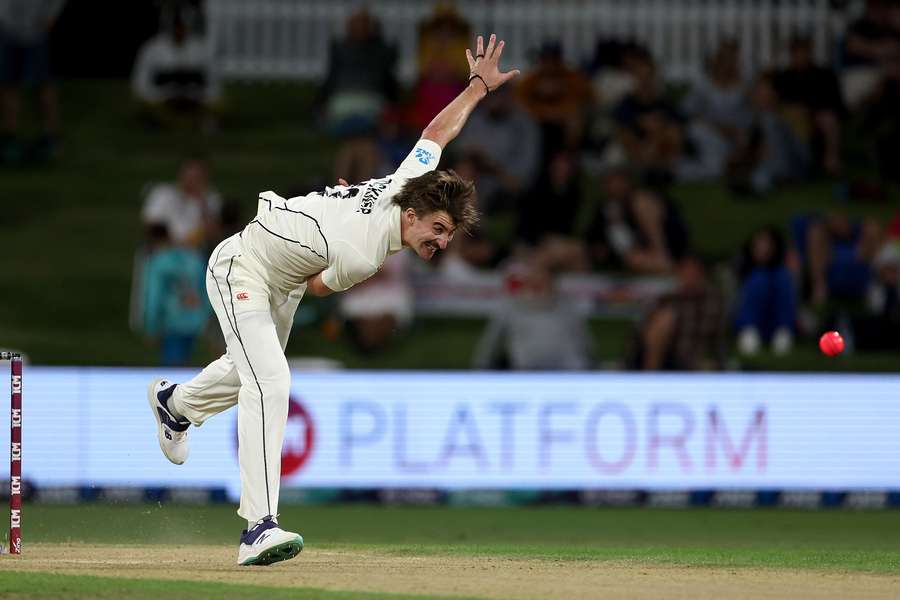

{"left": 236, "top": 292, "right": 249, "bottom": 301}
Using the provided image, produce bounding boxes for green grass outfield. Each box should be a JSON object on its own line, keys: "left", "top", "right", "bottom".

{"left": 3, "top": 504, "right": 899, "bottom": 597}
{"left": 0, "top": 572, "right": 474, "bottom": 600}
{"left": 14, "top": 503, "right": 900, "bottom": 567}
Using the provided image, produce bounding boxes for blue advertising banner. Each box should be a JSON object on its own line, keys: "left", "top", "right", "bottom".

{"left": 1, "top": 369, "right": 898, "bottom": 500}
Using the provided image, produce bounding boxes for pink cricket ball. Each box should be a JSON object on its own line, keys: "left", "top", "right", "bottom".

{"left": 819, "top": 331, "right": 845, "bottom": 357}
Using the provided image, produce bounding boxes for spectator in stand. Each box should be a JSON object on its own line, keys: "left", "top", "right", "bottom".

{"left": 375, "top": 106, "right": 416, "bottom": 177}
{"left": 850, "top": 2, "right": 900, "bottom": 190}
{"left": 408, "top": 2, "right": 470, "bottom": 131}
{"left": 631, "top": 255, "right": 726, "bottom": 371}
{"left": 339, "top": 252, "right": 413, "bottom": 354}
{"left": 516, "top": 149, "right": 582, "bottom": 244}
{"left": 586, "top": 168, "right": 689, "bottom": 274}
{"left": 455, "top": 83, "right": 540, "bottom": 215}
{"left": 842, "top": 1, "right": 900, "bottom": 187}
{"left": 515, "top": 41, "right": 593, "bottom": 158}
{"left": 473, "top": 254, "right": 594, "bottom": 370}
{"left": 142, "top": 223, "right": 210, "bottom": 366}
{"left": 795, "top": 213, "right": 882, "bottom": 307}
{"left": 841, "top": 0, "right": 900, "bottom": 110}
{"left": 515, "top": 149, "right": 591, "bottom": 272}
{"left": 585, "top": 40, "right": 642, "bottom": 103}
{"left": 131, "top": 8, "right": 222, "bottom": 130}
{"left": 856, "top": 218, "right": 900, "bottom": 350}
{"left": 860, "top": 64, "right": 900, "bottom": 188}
{"left": 678, "top": 39, "right": 753, "bottom": 181}
{"left": 0, "top": 0, "right": 66, "bottom": 165}
{"left": 734, "top": 227, "right": 797, "bottom": 356}
{"left": 319, "top": 8, "right": 398, "bottom": 184}
{"left": 774, "top": 36, "right": 845, "bottom": 175}
{"left": 728, "top": 73, "right": 810, "bottom": 195}
{"left": 583, "top": 40, "right": 643, "bottom": 160}
{"left": 319, "top": 8, "right": 397, "bottom": 136}
{"left": 435, "top": 155, "right": 498, "bottom": 276}
{"left": 583, "top": 38, "right": 646, "bottom": 173}
{"left": 851, "top": 215, "right": 900, "bottom": 351}
{"left": 611, "top": 49, "right": 684, "bottom": 180}
{"left": 141, "top": 157, "right": 222, "bottom": 251}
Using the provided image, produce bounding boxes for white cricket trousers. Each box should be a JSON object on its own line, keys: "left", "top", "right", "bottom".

{"left": 171, "top": 234, "right": 305, "bottom": 523}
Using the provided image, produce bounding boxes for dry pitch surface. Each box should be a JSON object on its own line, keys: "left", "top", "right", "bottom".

{"left": 2, "top": 544, "right": 899, "bottom": 600}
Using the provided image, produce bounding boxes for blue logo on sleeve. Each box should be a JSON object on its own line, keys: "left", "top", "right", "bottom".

{"left": 415, "top": 147, "right": 435, "bottom": 165}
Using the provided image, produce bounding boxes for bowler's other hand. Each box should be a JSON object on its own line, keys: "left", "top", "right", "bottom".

{"left": 466, "top": 34, "right": 520, "bottom": 93}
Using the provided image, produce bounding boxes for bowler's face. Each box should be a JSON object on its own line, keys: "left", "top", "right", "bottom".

{"left": 405, "top": 209, "right": 456, "bottom": 260}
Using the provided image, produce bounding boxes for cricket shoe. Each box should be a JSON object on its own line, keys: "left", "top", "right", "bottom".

{"left": 147, "top": 378, "right": 190, "bottom": 465}
{"left": 237, "top": 516, "right": 304, "bottom": 566}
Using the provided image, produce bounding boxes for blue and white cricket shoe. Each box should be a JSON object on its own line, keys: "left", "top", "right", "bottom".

{"left": 147, "top": 378, "right": 190, "bottom": 465}
{"left": 238, "top": 516, "right": 304, "bottom": 566}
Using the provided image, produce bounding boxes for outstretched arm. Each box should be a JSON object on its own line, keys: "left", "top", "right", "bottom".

{"left": 421, "top": 34, "right": 520, "bottom": 150}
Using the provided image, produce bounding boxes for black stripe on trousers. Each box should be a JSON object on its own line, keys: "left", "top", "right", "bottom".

{"left": 209, "top": 241, "right": 239, "bottom": 343}
{"left": 213, "top": 256, "right": 272, "bottom": 518}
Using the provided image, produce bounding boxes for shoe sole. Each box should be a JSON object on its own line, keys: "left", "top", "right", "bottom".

{"left": 146, "top": 378, "right": 185, "bottom": 465}
{"left": 239, "top": 537, "right": 304, "bottom": 566}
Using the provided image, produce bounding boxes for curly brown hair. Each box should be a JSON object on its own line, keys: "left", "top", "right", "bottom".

{"left": 392, "top": 169, "right": 480, "bottom": 234}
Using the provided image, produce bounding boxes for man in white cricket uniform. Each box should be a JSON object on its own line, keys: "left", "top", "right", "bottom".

{"left": 146, "top": 34, "right": 519, "bottom": 566}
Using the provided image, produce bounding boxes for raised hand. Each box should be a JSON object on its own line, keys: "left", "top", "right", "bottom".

{"left": 465, "top": 34, "right": 520, "bottom": 93}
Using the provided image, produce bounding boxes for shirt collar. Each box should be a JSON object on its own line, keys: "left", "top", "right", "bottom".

{"left": 388, "top": 204, "right": 402, "bottom": 253}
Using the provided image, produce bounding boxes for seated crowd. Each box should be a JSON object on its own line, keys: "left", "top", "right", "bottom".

{"left": 133, "top": 1, "right": 900, "bottom": 368}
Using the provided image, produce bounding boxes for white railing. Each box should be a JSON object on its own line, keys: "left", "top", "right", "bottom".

{"left": 207, "top": 0, "right": 840, "bottom": 83}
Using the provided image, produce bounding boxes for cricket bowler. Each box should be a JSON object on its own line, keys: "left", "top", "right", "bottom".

{"left": 146, "top": 34, "right": 519, "bottom": 566}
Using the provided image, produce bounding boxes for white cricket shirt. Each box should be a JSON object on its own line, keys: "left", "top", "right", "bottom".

{"left": 239, "top": 139, "right": 442, "bottom": 293}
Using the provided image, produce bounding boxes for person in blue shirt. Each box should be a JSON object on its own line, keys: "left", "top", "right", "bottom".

{"left": 734, "top": 226, "right": 797, "bottom": 356}
{"left": 142, "top": 223, "right": 210, "bottom": 365}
